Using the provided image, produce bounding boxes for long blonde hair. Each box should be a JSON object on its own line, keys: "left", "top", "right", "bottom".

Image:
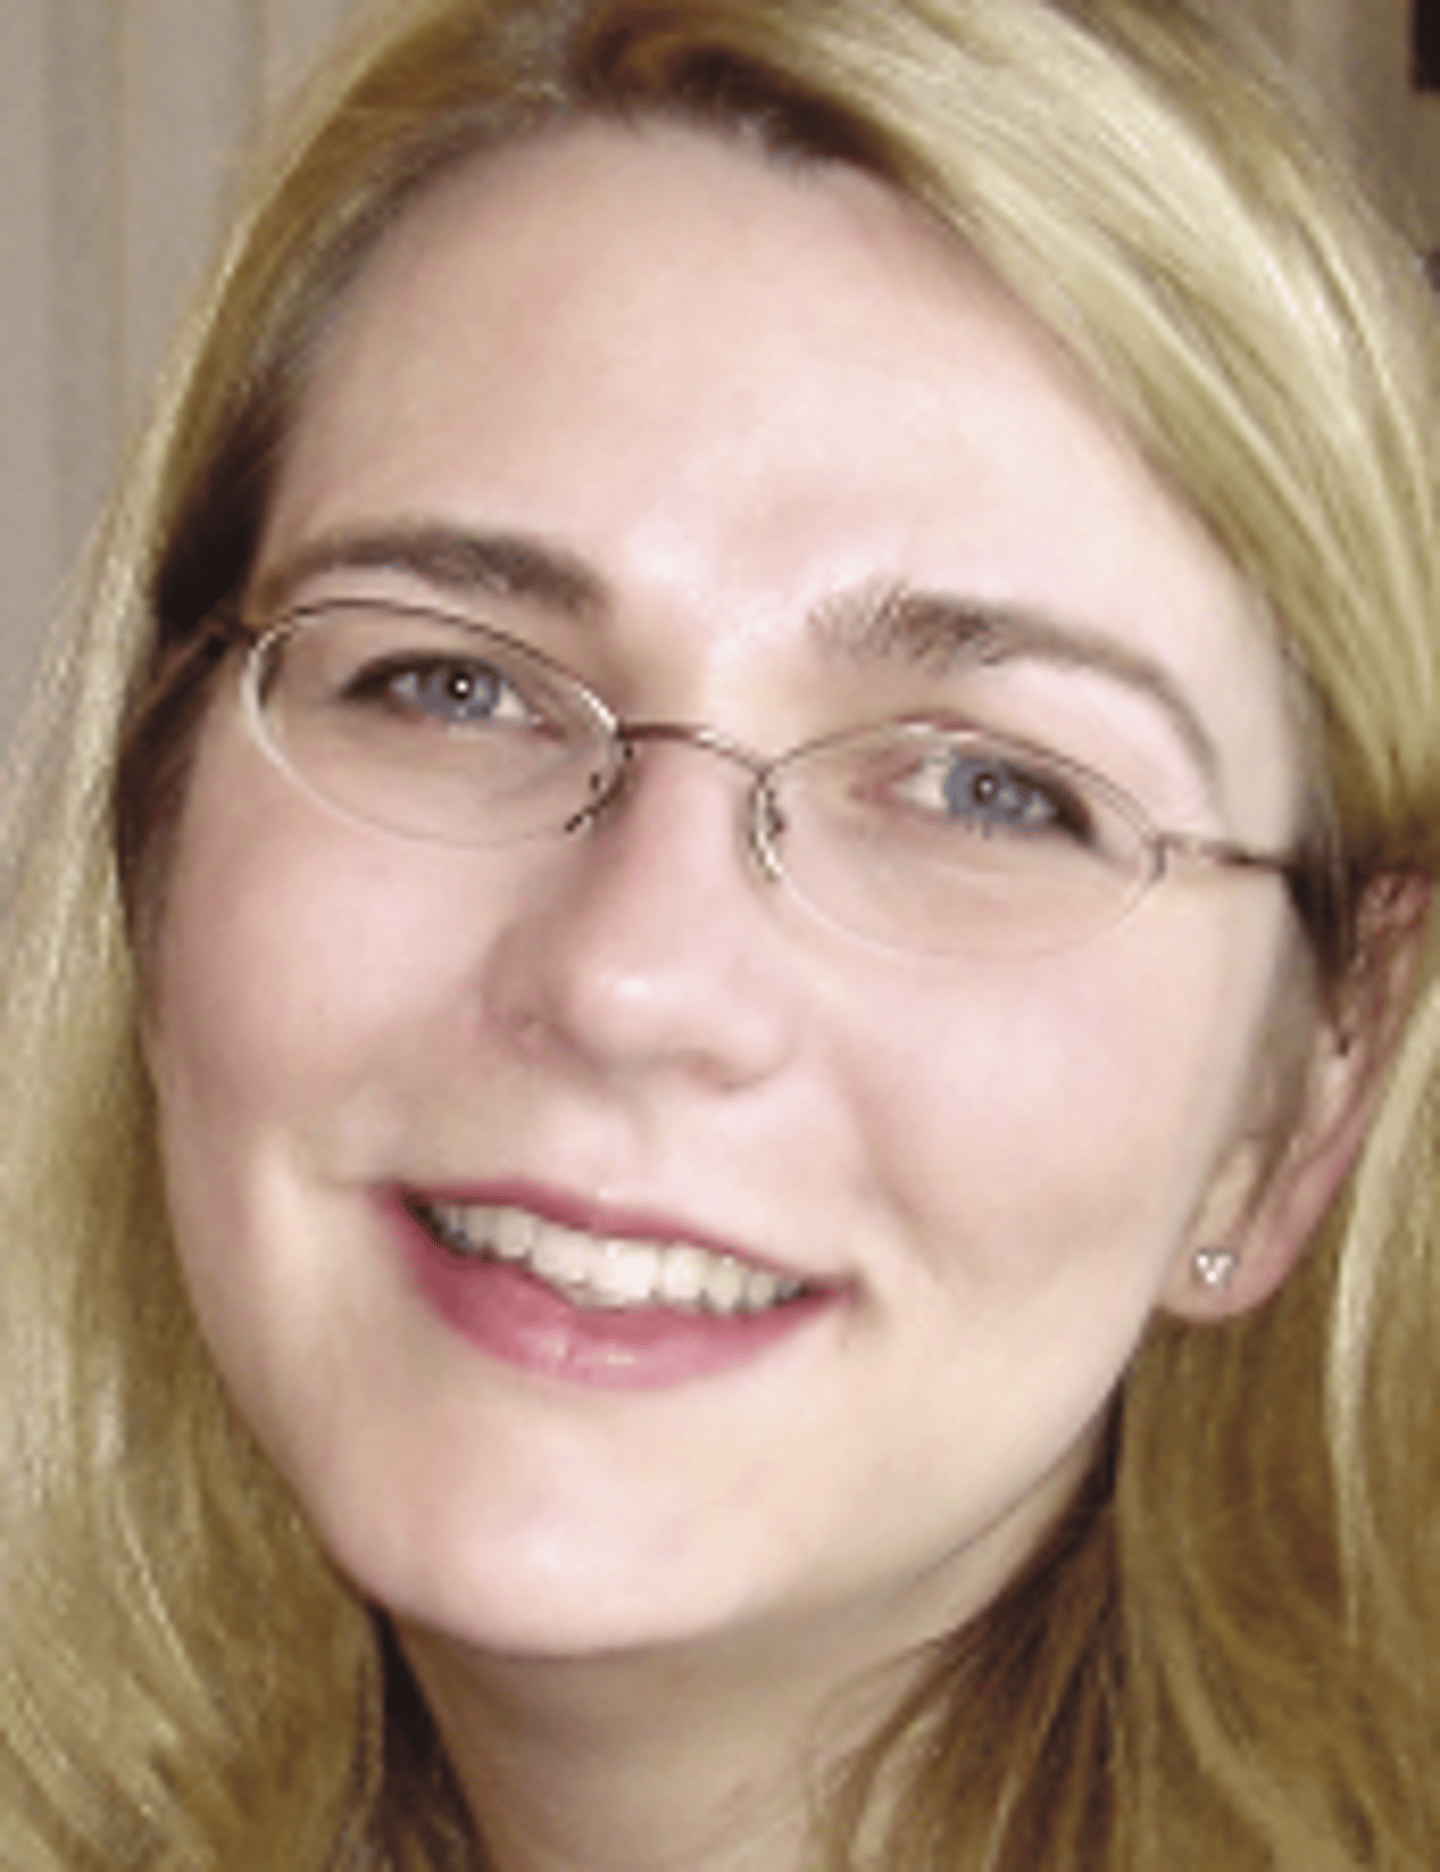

{"left": 1, "top": 1, "right": 1436, "bottom": 1865}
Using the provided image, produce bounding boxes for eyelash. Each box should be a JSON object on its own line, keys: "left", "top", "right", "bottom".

{"left": 341, "top": 653, "right": 534, "bottom": 728}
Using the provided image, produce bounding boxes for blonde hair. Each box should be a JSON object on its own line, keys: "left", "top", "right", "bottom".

{"left": 1, "top": 1, "right": 1436, "bottom": 1865}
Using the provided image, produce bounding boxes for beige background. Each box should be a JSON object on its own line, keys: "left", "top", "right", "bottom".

{"left": 0, "top": 0, "right": 360, "bottom": 748}
{"left": 1, "top": 0, "right": 1436, "bottom": 756}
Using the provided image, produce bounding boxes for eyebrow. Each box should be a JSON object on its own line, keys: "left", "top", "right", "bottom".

{"left": 250, "top": 520, "right": 609, "bottom": 622}
{"left": 817, "top": 582, "right": 1221, "bottom": 785}
{"left": 253, "top": 520, "right": 1220, "bottom": 783}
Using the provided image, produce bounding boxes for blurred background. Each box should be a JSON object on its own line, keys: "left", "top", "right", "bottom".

{"left": 1, "top": 0, "right": 1436, "bottom": 758}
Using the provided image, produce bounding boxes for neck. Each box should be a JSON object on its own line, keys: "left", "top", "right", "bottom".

{"left": 397, "top": 1617, "right": 918, "bottom": 1872}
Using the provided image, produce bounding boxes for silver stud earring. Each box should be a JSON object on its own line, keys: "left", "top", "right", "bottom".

{"left": 1192, "top": 1247, "right": 1239, "bottom": 1291}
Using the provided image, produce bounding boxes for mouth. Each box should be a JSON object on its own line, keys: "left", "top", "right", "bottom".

{"left": 407, "top": 1197, "right": 813, "bottom": 1319}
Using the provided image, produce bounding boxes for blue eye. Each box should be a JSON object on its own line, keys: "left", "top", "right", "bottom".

{"left": 391, "top": 661, "right": 506, "bottom": 723}
{"left": 830, "top": 729, "right": 1102, "bottom": 851}
{"left": 939, "top": 752, "right": 1086, "bottom": 839}
{"left": 344, "top": 654, "right": 530, "bottom": 729}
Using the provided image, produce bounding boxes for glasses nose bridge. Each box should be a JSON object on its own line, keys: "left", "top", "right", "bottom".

{"left": 618, "top": 717, "right": 770, "bottom": 775}
{"left": 601, "top": 718, "right": 784, "bottom": 880}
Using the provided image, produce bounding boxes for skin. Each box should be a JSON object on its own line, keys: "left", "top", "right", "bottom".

{"left": 147, "top": 126, "right": 1367, "bottom": 1868}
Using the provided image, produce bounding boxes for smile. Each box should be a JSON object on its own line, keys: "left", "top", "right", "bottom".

{"left": 411, "top": 1199, "right": 810, "bottom": 1317}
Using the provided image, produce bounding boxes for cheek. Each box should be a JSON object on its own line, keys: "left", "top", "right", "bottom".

{"left": 149, "top": 719, "right": 493, "bottom": 1154}
{"left": 158, "top": 852, "right": 442, "bottom": 1125}
{"left": 145, "top": 722, "right": 487, "bottom": 1317}
{"left": 830, "top": 906, "right": 1283, "bottom": 1297}
{"left": 145, "top": 727, "right": 521, "bottom": 1458}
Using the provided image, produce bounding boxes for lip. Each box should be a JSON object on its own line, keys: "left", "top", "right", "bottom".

{"left": 384, "top": 1183, "right": 833, "bottom": 1391}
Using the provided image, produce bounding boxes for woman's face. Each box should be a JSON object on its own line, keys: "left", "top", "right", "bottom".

{"left": 150, "top": 126, "right": 1306, "bottom": 1670}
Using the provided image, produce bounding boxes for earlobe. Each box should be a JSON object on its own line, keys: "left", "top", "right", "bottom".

{"left": 1163, "top": 871, "right": 1431, "bottom": 1325}
{"left": 1190, "top": 1246, "right": 1240, "bottom": 1292}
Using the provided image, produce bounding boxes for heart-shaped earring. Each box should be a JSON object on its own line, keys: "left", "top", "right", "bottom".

{"left": 1192, "top": 1247, "right": 1239, "bottom": 1291}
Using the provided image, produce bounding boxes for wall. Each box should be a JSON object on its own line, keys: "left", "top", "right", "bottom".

{"left": 0, "top": 0, "right": 359, "bottom": 755}
{"left": 1285, "top": 0, "right": 1440, "bottom": 240}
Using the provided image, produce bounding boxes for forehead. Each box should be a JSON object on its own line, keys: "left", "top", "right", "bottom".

{"left": 261, "top": 122, "right": 1300, "bottom": 832}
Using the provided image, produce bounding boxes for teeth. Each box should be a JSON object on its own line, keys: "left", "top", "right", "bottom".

{"left": 597, "top": 1241, "right": 661, "bottom": 1306}
{"left": 423, "top": 1202, "right": 806, "bottom": 1317}
{"left": 531, "top": 1223, "right": 593, "bottom": 1291}
{"left": 491, "top": 1208, "right": 538, "bottom": 1262}
{"left": 707, "top": 1255, "right": 744, "bottom": 1314}
{"left": 657, "top": 1245, "right": 707, "bottom": 1308}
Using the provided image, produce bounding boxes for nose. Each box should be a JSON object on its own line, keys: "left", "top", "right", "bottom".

{"left": 482, "top": 735, "right": 801, "bottom": 1094}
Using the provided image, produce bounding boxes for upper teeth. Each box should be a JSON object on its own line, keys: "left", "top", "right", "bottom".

{"left": 422, "top": 1202, "right": 806, "bottom": 1317}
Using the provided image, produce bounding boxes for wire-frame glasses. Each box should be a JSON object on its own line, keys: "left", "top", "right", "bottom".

{"left": 226, "top": 599, "right": 1308, "bottom": 959}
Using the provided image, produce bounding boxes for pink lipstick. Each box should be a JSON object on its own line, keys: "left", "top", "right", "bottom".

{"left": 386, "top": 1184, "right": 829, "bottom": 1390}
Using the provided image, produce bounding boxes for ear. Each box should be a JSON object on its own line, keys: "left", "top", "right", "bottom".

{"left": 1163, "top": 872, "right": 1431, "bottom": 1323}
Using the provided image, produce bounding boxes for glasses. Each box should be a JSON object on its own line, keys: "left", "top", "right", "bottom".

{"left": 227, "top": 599, "right": 1304, "bottom": 959}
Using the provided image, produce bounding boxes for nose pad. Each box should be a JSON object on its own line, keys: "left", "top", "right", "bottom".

{"left": 561, "top": 752, "right": 634, "bottom": 837}
{"left": 750, "top": 781, "right": 787, "bottom": 883}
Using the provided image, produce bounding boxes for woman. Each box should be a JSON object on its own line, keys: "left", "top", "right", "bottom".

{"left": 1, "top": 0, "right": 1436, "bottom": 1865}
